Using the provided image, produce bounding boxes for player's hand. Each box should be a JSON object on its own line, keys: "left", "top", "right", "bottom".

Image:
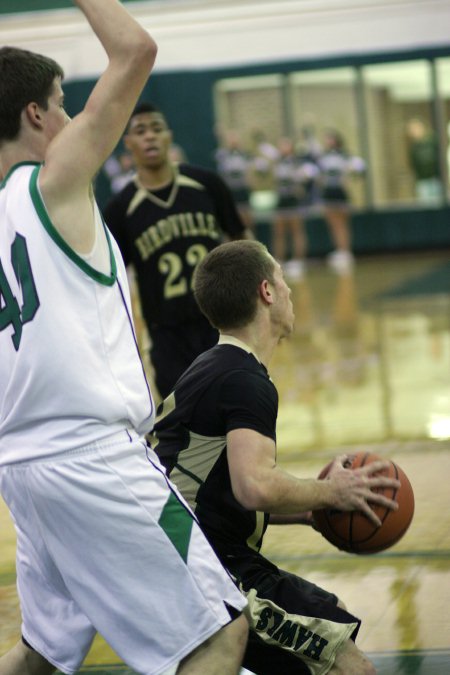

{"left": 325, "top": 454, "right": 401, "bottom": 527}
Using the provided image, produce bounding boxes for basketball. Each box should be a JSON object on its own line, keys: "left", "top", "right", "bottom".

{"left": 312, "top": 452, "right": 415, "bottom": 554}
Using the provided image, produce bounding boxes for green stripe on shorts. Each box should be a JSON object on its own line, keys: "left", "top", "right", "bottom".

{"left": 158, "top": 491, "right": 194, "bottom": 563}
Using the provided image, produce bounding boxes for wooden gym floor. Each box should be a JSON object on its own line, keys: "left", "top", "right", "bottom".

{"left": 1, "top": 249, "right": 449, "bottom": 674}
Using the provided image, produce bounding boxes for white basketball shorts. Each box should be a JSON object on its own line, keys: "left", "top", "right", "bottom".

{"left": 0, "top": 429, "right": 246, "bottom": 675}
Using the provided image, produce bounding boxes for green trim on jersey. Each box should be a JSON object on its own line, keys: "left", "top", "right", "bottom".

{"left": 158, "top": 491, "right": 194, "bottom": 563}
{"left": 0, "top": 162, "right": 39, "bottom": 190}
{"left": 29, "top": 165, "right": 117, "bottom": 285}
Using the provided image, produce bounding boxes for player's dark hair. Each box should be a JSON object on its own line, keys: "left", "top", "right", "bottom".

{"left": 0, "top": 47, "right": 64, "bottom": 143}
{"left": 194, "top": 240, "right": 276, "bottom": 330}
{"left": 127, "top": 102, "right": 168, "bottom": 131}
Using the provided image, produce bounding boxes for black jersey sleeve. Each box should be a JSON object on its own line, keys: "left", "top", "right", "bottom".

{"left": 102, "top": 190, "right": 133, "bottom": 266}
{"left": 218, "top": 369, "right": 277, "bottom": 441}
{"left": 180, "top": 163, "right": 245, "bottom": 238}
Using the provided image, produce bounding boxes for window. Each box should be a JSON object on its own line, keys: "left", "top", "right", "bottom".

{"left": 214, "top": 74, "right": 285, "bottom": 149}
{"left": 362, "top": 60, "right": 442, "bottom": 207}
{"left": 436, "top": 58, "right": 450, "bottom": 196}
{"left": 213, "top": 56, "right": 450, "bottom": 212}
{"left": 288, "top": 67, "right": 366, "bottom": 209}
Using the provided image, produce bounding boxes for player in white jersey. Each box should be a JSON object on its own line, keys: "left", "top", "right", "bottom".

{"left": 0, "top": 2, "right": 248, "bottom": 675}
{"left": 0, "top": 165, "right": 155, "bottom": 462}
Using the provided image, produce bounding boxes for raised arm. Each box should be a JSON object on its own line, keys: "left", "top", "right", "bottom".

{"left": 227, "top": 429, "right": 400, "bottom": 527}
{"left": 40, "top": 0, "right": 157, "bottom": 249}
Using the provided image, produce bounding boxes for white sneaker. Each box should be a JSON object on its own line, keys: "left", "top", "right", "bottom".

{"left": 327, "top": 250, "right": 354, "bottom": 274}
{"left": 282, "top": 259, "right": 305, "bottom": 280}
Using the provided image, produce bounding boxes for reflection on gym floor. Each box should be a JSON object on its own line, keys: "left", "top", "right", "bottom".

{"left": 266, "top": 249, "right": 450, "bottom": 674}
{"left": 0, "top": 250, "right": 449, "bottom": 674}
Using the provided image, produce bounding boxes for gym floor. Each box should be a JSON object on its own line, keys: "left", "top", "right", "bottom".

{"left": 1, "top": 248, "right": 449, "bottom": 674}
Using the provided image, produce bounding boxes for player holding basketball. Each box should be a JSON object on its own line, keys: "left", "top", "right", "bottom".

{"left": 154, "top": 240, "right": 401, "bottom": 675}
{"left": 0, "top": 2, "right": 248, "bottom": 675}
{"left": 103, "top": 103, "right": 251, "bottom": 400}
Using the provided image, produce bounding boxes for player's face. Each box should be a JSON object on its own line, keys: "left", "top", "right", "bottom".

{"left": 125, "top": 112, "right": 173, "bottom": 169}
{"left": 43, "top": 78, "right": 70, "bottom": 141}
{"left": 270, "top": 260, "right": 295, "bottom": 339}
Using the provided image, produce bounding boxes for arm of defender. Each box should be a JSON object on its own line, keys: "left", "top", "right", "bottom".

{"left": 40, "top": 0, "right": 157, "bottom": 248}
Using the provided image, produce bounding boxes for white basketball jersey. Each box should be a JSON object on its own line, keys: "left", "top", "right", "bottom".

{"left": 0, "top": 163, "right": 155, "bottom": 465}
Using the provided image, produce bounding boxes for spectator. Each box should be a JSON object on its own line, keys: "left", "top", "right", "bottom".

{"left": 317, "top": 129, "right": 365, "bottom": 274}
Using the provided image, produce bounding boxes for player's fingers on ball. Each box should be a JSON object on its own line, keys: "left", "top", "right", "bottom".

{"left": 334, "top": 453, "right": 350, "bottom": 468}
{"left": 369, "top": 475, "right": 401, "bottom": 489}
{"left": 344, "top": 452, "right": 357, "bottom": 466}
{"left": 374, "top": 476, "right": 402, "bottom": 490}
{"left": 365, "top": 459, "right": 391, "bottom": 474}
{"left": 367, "top": 492, "right": 399, "bottom": 510}
{"left": 359, "top": 502, "right": 382, "bottom": 527}
{"left": 351, "top": 470, "right": 369, "bottom": 485}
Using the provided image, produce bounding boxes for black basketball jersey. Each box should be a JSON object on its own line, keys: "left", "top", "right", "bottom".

{"left": 153, "top": 340, "right": 278, "bottom": 553}
{"left": 103, "top": 164, "right": 245, "bottom": 327}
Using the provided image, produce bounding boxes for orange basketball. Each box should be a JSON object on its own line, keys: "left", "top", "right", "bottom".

{"left": 312, "top": 452, "right": 414, "bottom": 554}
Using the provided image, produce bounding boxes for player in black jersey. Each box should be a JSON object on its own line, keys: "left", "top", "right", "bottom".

{"left": 154, "top": 240, "right": 402, "bottom": 675}
{"left": 103, "top": 103, "right": 250, "bottom": 399}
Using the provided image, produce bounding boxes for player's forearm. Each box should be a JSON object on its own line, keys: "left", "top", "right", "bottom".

{"left": 74, "top": 0, "right": 157, "bottom": 63}
{"left": 240, "top": 459, "right": 400, "bottom": 520}
{"left": 236, "top": 467, "right": 333, "bottom": 514}
{"left": 50, "top": 0, "right": 156, "bottom": 185}
{"left": 269, "top": 511, "right": 313, "bottom": 525}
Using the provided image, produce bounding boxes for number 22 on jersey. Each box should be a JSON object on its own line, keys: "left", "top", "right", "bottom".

{"left": 158, "top": 243, "right": 208, "bottom": 299}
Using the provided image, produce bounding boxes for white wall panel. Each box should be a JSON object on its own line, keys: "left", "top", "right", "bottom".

{"left": 0, "top": 0, "right": 449, "bottom": 79}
